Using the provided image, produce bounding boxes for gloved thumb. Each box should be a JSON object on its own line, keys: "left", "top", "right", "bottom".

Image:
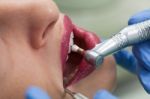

{"left": 113, "top": 50, "right": 137, "bottom": 74}
{"left": 25, "top": 86, "right": 51, "bottom": 99}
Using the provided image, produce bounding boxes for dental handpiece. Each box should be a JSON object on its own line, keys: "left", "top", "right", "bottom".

{"left": 72, "top": 20, "right": 150, "bottom": 67}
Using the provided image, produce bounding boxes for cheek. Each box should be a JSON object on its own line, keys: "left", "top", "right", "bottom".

{"left": 0, "top": 65, "right": 51, "bottom": 99}
{"left": 99, "top": 56, "right": 117, "bottom": 90}
{"left": 46, "top": 18, "right": 63, "bottom": 65}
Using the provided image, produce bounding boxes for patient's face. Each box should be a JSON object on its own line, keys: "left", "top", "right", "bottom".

{"left": 0, "top": 0, "right": 116, "bottom": 99}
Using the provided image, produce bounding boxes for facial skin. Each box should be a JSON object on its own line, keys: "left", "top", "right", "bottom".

{"left": 0, "top": 0, "right": 116, "bottom": 99}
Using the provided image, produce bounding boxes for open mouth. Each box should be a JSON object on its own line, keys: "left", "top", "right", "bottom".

{"left": 61, "top": 15, "right": 100, "bottom": 87}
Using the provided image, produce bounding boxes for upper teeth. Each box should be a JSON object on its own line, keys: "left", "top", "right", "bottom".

{"left": 66, "top": 32, "right": 74, "bottom": 61}
{"left": 68, "top": 32, "right": 74, "bottom": 54}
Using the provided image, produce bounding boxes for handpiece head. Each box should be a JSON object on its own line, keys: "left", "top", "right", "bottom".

{"left": 84, "top": 50, "right": 103, "bottom": 67}
{"left": 71, "top": 44, "right": 103, "bottom": 67}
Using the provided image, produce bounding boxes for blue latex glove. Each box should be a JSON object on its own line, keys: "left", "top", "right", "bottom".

{"left": 25, "top": 87, "right": 118, "bottom": 99}
{"left": 25, "top": 86, "right": 51, "bottom": 99}
{"left": 114, "top": 9, "right": 150, "bottom": 93}
{"left": 94, "top": 90, "right": 117, "bottom": 99}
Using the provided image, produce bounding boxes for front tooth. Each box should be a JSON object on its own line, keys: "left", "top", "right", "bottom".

{"left": 66, "top": 55, "right": 69, "bottom": 61}
{"left": 68, "top": 32, "right": 74, "bottom": 54}
{"left": 66, "top": 32, "right": 74, "bottom": 62}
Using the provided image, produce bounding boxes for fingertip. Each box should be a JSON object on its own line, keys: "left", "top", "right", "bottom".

{"left": 94, "top": 89, "right": 117, "bottom": 99}
{"left": 128, "top": 9, "right": 150, "bottom": 25}
{"left": 25, "top": 86, "right": 51, "bottom": 99}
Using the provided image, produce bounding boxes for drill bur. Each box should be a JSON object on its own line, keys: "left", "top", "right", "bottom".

{"left": 71, "top": 44, "right": 85, "bottom": 55}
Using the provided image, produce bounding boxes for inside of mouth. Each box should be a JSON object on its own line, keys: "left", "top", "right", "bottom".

{"left": 63, "top": 33, "right": 86, "bottom": 87}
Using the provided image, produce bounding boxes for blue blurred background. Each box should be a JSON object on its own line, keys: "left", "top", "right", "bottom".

{"left": 55, "top": 0, "right": 150, "bottom": 98}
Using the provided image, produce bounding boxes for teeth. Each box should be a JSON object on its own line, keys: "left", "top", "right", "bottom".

{"left": 66, "top": 32, "right": 74, "bottom": 61}
{"left": 68, "top": 32, "right": 74, "bottom": 54}
{"left": 71, "top": 44, "right": 79, "bottom": 52}
{"left": 66, "top": 55, "right": 69, "bottom": 61}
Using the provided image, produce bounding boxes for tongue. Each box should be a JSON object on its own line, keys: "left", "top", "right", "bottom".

{"left": 65, "top": 25, "right": 100, "bottom": 86}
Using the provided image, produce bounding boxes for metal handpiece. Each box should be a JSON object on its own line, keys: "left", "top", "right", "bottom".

{"left": 85, "top": 20, "right": 150, "bottom": 67}
{"left": 65, "top": 89, "right": 88, "bottom": 99}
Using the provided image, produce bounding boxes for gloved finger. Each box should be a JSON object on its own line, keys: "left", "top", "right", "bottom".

{"left": 128, "top": 9, "right": 150, "bottom": 94}
{"left": 133, "top": 41, "right": 150, "bottom": 93}
{"left": 132, "top": 41, "right": 150, "bottom": 71}
{"left": 128, "top": 9, "right": 150, "bottom": 25}
{"left": 113, "top": 50, "right": 137, "bottom": 73}
{"left": 136, "top": 62, "right": 150, "bottom": 93}
{"left": 94, "top": 90, "right": 117, "bottom": 99}
{"left": 25, "top": 86, "right": 51, "bottom": 99}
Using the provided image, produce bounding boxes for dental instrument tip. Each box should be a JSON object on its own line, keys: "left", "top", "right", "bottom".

{"left": 71, "top": 44, "right": 85, "bottom": 55}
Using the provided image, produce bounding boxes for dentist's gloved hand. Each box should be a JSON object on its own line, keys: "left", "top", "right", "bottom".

{"left": 25, "top": 87, "right": 118, "bottom": 99}
{"left": 114, "top": 9, "right": 150, "bottom": 93}
{"left": 25, "top": 86, "right": 51, "bottom": 99}
{"left": 94, "top": 90, "right": 117, "bottom": 99}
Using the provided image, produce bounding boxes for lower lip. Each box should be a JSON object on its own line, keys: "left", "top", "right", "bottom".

{"left": 61, "top": 15, "right": 100, "bottom": 86}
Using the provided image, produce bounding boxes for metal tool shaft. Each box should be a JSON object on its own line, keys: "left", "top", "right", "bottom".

{"left": 85, "top": 20, "right": 150, "bottom": 67}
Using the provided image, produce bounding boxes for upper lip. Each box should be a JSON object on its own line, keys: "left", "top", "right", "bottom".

{"left": 61, "top": 15, "right": 100, "bottom": 87}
